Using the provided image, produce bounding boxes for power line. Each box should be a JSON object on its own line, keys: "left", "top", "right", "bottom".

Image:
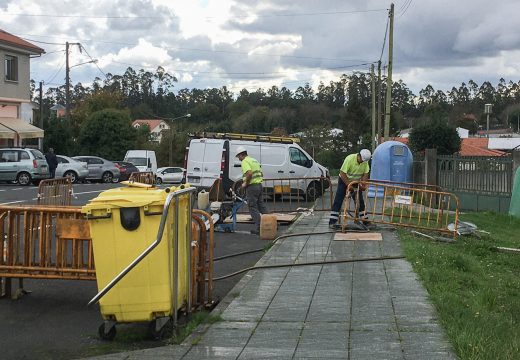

{"left": 20, "top": 37, "right": 65, "bottom": 45}
{"left": 16, "top": 33, "right": 373, "bottom": 63}
{"left": 45, "top": 60, "right": 65, "bottom": 84}
{"left": 5, "top": 8, "right": 387, "bottom": 20}
{"left": 80, "top": 44, "right": 106, "bottom": 78}
{"left": 399, "top": 0, "right": 413, "bottom": 17}
{"left": 379, "top": 12, "right": 390, "bottom": 62}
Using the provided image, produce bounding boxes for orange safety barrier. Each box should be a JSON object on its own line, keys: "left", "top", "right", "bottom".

{"left": 342, "top": 181, "right": 460, "bottom": 237}
{"left": 127, "top": 171, "right": 156, "bottom": 185}
{"left": 232, "top": 176, "right": 333, "bottom": 214}
{"left": 37, "top": 177, "right": 73, "bottom": 206}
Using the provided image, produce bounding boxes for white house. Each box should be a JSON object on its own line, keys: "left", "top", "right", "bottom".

{"left": 132, "top": 119, "right": 170, "bottom": 142}
{"left": 0, "top": 29, "right": 45, "bottom": 147}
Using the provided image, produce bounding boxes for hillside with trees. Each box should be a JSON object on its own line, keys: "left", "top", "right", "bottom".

{"left": 32, "top": 67, "right": 520, "bottom": 168}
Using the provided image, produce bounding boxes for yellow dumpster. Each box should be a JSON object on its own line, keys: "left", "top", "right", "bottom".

{"left": 82, "top": 184, "right": 194, "bottom": 340}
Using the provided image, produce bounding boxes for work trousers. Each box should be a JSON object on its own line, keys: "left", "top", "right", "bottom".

{"left": 246, "top": 183, "right": 269, "bottom": 231}
{"left": 329, "top": 180, "right": 365, "bottom": 225}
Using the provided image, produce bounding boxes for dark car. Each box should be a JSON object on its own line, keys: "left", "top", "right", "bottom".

{"left": 113, "top": 161, "right": 139, "bottom": 182}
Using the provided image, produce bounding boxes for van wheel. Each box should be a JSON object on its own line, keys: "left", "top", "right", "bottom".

{"left": 102, "top": 172, "right": 113, "bottom": 183}
{"left": 156, "top": 177, "right": 163, "bottom": 185}
{"left": 305, "top": 181, "right": 322, "bottom": 201}
{"left": 17, "top": 172, "right": 32, "bottom": 186}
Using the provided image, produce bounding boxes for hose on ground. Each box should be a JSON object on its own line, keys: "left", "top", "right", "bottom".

{"left": 212, "top": 255, "right": 405, "bottom": 281}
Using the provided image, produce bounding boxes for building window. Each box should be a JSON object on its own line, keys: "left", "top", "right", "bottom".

{"left": 5, "top": 55, "right": 18, "bottom": 82}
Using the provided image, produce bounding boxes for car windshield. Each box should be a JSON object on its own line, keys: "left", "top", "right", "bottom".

{"left": 125, "top": 157, "right": 147, "bottom": 166}
{"left": 30, "top": 150, "right": 45, "bottom": 159}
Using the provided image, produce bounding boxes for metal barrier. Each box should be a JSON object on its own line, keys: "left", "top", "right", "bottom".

{"left": 342, "top": 181, "right": 460, "bottom": 237}
{"left": 0, "top": 201, "right": 215, "bottom": 308}
{"left": 37, "top": 177, "right": 73, "bottom": 206}
{"left": 127, "top": 171, "right": 156, "bottom": 185}
{"left": 0, "top": 205, "right": 95, "bottom": 298}
{"left": 192, "top": 210, "right": 214, "bottom": 307}
{"left": 233, "top": 176, "right": 333, "bottom": 214}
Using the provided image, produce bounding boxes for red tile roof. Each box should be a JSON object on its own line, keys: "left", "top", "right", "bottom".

{"left": 386, "top": 137, "right": 506, "bottom": 156}
{"left": 0, "top": 29, "right": 44, "bottom": 54}
{"left": 132, "top": 119, "right": 166, "bottom": 131}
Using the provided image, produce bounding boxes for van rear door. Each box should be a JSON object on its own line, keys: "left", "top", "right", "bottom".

{"left": 187, "top": 139, "right": 224, "bottom": 188}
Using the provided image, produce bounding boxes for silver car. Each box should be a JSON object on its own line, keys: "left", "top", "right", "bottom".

{"left": 155, "top": 167, "right": 186, "bottom": 184}
{"left": 0, "top": 148, "right": 49, "bottom": 185}
{"left": 72, "top": 156, "right": 120, "bottom": 183}
{"left": 56, "top": 155, "right": 89, "bottom": 183}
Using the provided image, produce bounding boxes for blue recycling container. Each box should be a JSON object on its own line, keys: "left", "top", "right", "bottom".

{"left": 368, "top": 141, "right": 413, "bottom": 198}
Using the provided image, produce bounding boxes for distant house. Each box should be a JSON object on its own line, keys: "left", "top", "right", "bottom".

{"left": 50, "top": 104, "right": 66, "bottom": 118}
{"left": 399, "top": 127, "right": 469, "bottom": 139}
{"left": 390, "top": 137, "right": 505, "bottom": 157}
{"left": 132, "top": 119, "right": 170, "bottom": 142}
{"left": 0, "top": 29, "right": 45, "bottom": 147}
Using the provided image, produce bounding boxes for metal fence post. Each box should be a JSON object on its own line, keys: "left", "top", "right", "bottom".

{"left": 425, "top": 148, "right": 438, "bottom": 187}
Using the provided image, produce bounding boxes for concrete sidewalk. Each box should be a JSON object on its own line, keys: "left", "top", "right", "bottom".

{"left": 89, "top": 211, "right": 456, "bottom": 360}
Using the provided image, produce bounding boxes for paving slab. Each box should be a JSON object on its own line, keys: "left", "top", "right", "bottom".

{"left": 84, "top": 208, "right": 457, "bottom": 360}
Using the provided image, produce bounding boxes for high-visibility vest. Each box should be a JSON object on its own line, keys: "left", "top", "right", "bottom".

{"left": 241, "top": 156, "right": 263, "bottom": 185}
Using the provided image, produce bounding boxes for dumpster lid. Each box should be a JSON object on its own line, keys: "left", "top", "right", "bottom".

{"left": 81, "top": 185, "right": 174, "bottom": 212}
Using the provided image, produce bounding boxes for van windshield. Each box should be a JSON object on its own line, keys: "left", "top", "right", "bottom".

{"left": 125, "top": 157, "right": 147, "bottom": 166}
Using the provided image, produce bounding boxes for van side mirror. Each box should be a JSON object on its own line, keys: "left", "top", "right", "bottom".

{"left": 306, "top": 159, "right": 313, "bottom": 168}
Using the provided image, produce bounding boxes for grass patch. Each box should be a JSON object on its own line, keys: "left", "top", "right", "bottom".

{"left": 171, "top": 311, "right": 222, "bottom": 345}
{"left": 263, "top": 242, "right": 274, "bottom": 252}
{"left": 399, "top": 212, "right": 520, "bottom": 359}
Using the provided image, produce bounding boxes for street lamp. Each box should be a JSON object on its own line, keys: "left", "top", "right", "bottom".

{"left": 169, "top": 114, "right": 191, "bottom": 166}
{"left": 65, "top": 58, "right": 98, "bottom": 121}
{"left": 484, "top": 104, "right": 493, "bottom": 138}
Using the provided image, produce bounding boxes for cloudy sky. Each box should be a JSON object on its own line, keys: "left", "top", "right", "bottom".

{"left": 2, "top": 0, "right": 520, "bottom": 95}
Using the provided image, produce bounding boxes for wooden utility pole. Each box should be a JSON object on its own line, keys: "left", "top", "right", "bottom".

{"left": 377, "top": 60, "right": 382, "bottom": 144}
{"left": 384, "top": 3, "right": 394, "bottom": 140}
{"left": 39, "top": 81, "right": 44, "bottom": 150}
{"left": 65, "top": 42, "right": 80, "bottom": 122}
{"left": 65, "top": 42, "right": 70, "bottom": 121}
{"left": 371, "top": 64, "right": 376, "bottom": 152}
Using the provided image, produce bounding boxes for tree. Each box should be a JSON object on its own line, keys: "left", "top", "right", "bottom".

{"left": 78, "top": 109, "right": 137, "bottom": 159}
{"left": 408, "top": 121, "right": 461, "bottom": 155}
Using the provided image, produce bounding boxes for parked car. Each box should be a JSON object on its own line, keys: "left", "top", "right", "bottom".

{"left": 0, "top": 148, "right": 49, "bottom": 185}
{"left": 112, "top": 161, "right": 139, "bottom": 182}
{"left": 155, "top": 167, "right": 185, "bottom": 184}
{"left": 72, "top": 156, "right": 120, "bottom": 183}
{"left": 56, "top": 155, "right": 89, "bottom": 183}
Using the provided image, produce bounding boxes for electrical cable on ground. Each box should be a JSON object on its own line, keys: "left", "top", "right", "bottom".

{"left": 212, "top": 255, "right": 405, "bottom": 281}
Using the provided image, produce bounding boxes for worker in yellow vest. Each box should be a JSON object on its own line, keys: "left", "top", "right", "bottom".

{"left": 329, "top": 149, "right": 371, "bottom": 228}
{"left": 235, "top": 146, "right": 269, "bottom": 235}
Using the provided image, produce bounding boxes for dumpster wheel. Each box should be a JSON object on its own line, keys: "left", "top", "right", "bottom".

{"left": 148, "top": 317, "right": 173, "bottom": 340}
{"left": 98, "top": 322, "right": 116, "bottom": 341}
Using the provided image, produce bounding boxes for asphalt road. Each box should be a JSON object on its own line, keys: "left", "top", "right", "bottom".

{"left": 0, "top": 181, "right": 287, "bottom": 360}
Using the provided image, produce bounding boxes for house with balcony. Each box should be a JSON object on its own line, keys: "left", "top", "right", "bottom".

{"left": 0, "top": 29, "right": 45, "bottom": 147}
{"left": 132, "top": 119, "right": 170, "bottom": 142}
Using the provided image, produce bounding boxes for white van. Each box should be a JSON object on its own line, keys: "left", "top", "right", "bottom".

{"left": 185, "top": 134, "right": 330, "bottom": 200}
{"left": 124, "top": 150, "right": 157, "bottom": 173}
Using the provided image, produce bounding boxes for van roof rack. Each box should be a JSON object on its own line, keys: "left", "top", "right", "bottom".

{"left": 191, "top": 132, "right": 300, "bottom": 144}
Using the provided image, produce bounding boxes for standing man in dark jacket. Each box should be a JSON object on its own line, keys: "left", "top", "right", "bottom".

{"left": 45, "top": 148, "right": 58, "bottom": 178}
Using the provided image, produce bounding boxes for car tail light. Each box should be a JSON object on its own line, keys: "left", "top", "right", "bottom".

{"left": 183, "top": 146, "right": 189, "bottom": 170}
{"left": 33, "top": 160, "right": 38, "bottom": 168}
{"left": 220, "top": 150, "right": 225, "bottom": 172}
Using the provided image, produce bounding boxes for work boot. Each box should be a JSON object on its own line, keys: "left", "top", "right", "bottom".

{"left": 250, "top": 229, "right": 260, "bottom": 235}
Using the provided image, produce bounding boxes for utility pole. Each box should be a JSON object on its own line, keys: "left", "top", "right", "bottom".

{"left": 65, "top": 42, "right": 80, "bottom": 122}
{"left": 65, "top": 42, "right": 70, "bottom": 122}
{"left": 377, "top": 60, "right": 382, "bottom": 144}
{"left": 39, "top": 81, "right": 43, "bottom": 150}
{"left": 371, "top": 64, "right": 376, "bottom": 152}
{"left": 383, "top": 3, "right": 394, "bottom": 141}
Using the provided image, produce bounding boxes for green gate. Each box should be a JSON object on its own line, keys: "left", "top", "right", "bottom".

{"left": 437, "top": 155, "right": 513, "bottom": 213}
